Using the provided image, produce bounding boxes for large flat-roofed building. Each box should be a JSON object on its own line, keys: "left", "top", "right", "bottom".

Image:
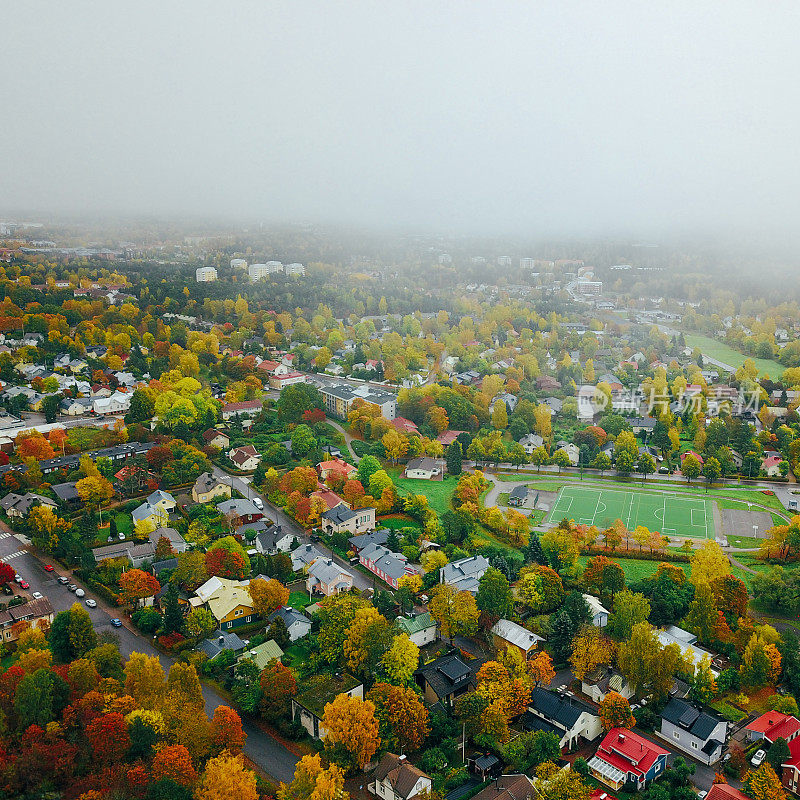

{"left": 320, "top": 383, "right": 397, "bottom": 420}
{"left": 195, "top": 266, "right": 218, "bottom": 282}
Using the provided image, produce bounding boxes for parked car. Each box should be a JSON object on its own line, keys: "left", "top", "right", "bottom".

{"left": 85, "top": 598, "right": 97, "bottom": 608}
{"left": 75, "top": 588, "right": 85, "bottom": 598}
{"left": 110, "top": 618, "right": 122, "bottom": 627}
{"left": 57, "top": 576, "right": 69, "bottom": 585}
{"left": 31, "top": 591, "right": 43, "bottom": 600}
{"left": 252, "top": 497, "right": 264, "bottom": 510}
{"left": 118, "top": 532, "right": 126, "bottom": 541}
{"left": 13, "top": 575, "right": 21, "bottom": 585}
{"left": 43, "top": 564, "right": 54, "bottom": 572}
{"left": 19, "top": 581, "right": 29, "bottom": 590}
{"left": 751, "top": 749, "right": 766, "bottom": 767}
{"left": 68, "top": 584, "right": 77, "bottom": 592}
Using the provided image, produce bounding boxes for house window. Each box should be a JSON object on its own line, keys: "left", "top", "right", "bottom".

{"left": 691, "top": 741, "right": 698, "bottom": 750}
{"left": 673, "top": 731, "right": 680, "bottom": 739}
{"left": 235, "top": 609, "right": 243, "bottom": 616}
{"left": 246, "top": 616, "right": 251, "bottom": 622}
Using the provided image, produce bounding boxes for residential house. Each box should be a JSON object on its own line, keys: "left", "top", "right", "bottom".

{"left": 306, "top": 558, "right": 354, "bottom": 596}
{"left": 656, "top": 626, "right": 717, "bottom": 674}
{"left": 588, "top": 728, "right": 669, "bottom": 792}
{"left": 554, "top": 442, "right": 580, "bottom": 466}
{"left": 415, "top": 652, "right": 477, "bottom": 708}
{"left": 581, "top": 667, "right": 633, "bottom": 703}
{"left": 522, "top": 687, "right": 602, "bottom": 749}
{"left": 320, "top": 383, "right": 397, "bottom": 420}
{"left": 93, "top": 389, "right": 132, "bottom": 415}
{"left": 369, "top": 754, "right": 432, "bottom": 800}
{"left": 193, "top": 577, "right": 255, "bottom": 631}
{"left": 779, "top": 738, "right": 800, "bottom": 795}
{"left": 359, "top": 543, "right": 413, "bottom": 589}
{"left": 467, "top": 754, "right": 502, "bottom": 782}
{"left": 253, "top": 524, "right": 293, "bottom": 555}
{"left": 404, "top": 457, "right": 443, "bottom": 480}
{"left": 291, "top": 543, "right": 326, "bottom": 572}
{"left": 221, "top": 400, "right": 263, "bottom": 421}
{"left": 51, "top": 481, "right": 80, "bottom": 506}
{"left": 706, "top": 786, "right": 748, "bottom": 800}
{"left": 268, "top": 605, "right": 312, "bottom": 642}
{"left": 396, "top": 611, "right": 437, "bottom": 646}
{"left": 92, "top": 540, "right": 158, "bottom": 568}
{"left": 519, "top": 433, "right": 544, "bottom": 455}
{"left": 0, "top": 597, "right": 55, "bottom": 644}
{"left": 630, "top": 417, "right": 656, "bottom": 435}
{"left": 391, "top": 417, "right": 420, "bottom": 436}
{"left": 217, "top": 498, "right": 263, "bottom": 526}
{"left": 583, "top": 594, "right": 609, "bottom": 627}
{"left": 202, "top": 429, "right": 230, "bottom": 449}
{"left": 508, "top": 485, "right": 533, "bottom": 507}
{"left": 348, "top": 529, "right": 389, "bottom": 554}
{"left": 291, "top": 673, "right": 363, "bottom": 739}
{"left": 491, "top": 392, "right": 518, "bottom": 414}
{"left": 149, "top": 527, "right": 187, "bottom": 554}
{"left": 132, "top": 490, "right": 176, "bottom": 528}
{"left": 228, "top": 445, "right": 261, "bottom": 471}
{"left": 437, "top": 430, "right": 466, "bottom": 447}
{"left": 744, "top": 711, "right": 800, "bottom": 745}
{"left": 60, "top": 397, "right": 92, "bottom": 416}
{"left": 659, "top": 698, "right": 727, "bottom": 765}
{"left": 468, "top": 775, "right": 534, "bottom": 800}
{"left": 316, "top": 458, "right": 358, "bottom": 482}
{"left": 321, "top": 505, "right": 376, "bottom": 536}
{"left": 1, "top": 492, "right": 57, "bottom": 518}
{"left": 199, "top": 629, "right": 247, "bottom": 661}
{"left": 762, "top": 454, "right": 784, "bottom": 477}
{"left": 192, "top": 472, "right": 231, "bottom": 503}
{"left": 491, "top": 619, "right": 544, "bottom": 660}
{"left": 440, "top": 555, "right": 489, "bottom": 594}
{"left": 237, "top": 639, "right": 284, "bottom": 670}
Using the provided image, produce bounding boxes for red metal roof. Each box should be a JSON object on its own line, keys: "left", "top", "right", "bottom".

{"left": 595, "top": 728, "right": 669, "bottom": 779}
{"left": 745, "top": 711, "right": 800, "bottom": 743}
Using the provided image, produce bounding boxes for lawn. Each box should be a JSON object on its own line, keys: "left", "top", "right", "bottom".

{"left": 684, "top": 333, "right": 784, "bottom": 378}
{"left": 391, "top": 472, "right": 458, "bottom": 516}
{"left": 727, "top": 535, "right": 763, "bottom": 549}
{"left": 114, "top": 513, "right": 133, "bottom": 536}
{"left": 288, "top": 591, "right": 312, "bottom": 610}
{"left": 577, "top": 555, "right": 690, "bottom": 583}
{"left": 548, "top": 485, "right": 715, "bottom": 539}
{"left": 378, "top": 516, "right": 422, "bottom": 531}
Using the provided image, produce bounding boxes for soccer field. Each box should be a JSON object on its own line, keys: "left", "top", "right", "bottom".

{"left": 547, "top": 485, "right": 715, "bottom": 539}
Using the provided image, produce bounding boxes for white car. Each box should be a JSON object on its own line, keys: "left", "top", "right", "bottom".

{"left": 31, "top": 591, "right": 43, "bottom": 600}
{"left": 75, "top": 588, "right": 85, "bottom": 598}
{"left": 252, "top": 497, "right": 264, "bottom": 510}
{"left": 85, "top": 598, "right": 97, "bottom": 608}
{"left": 751, "top": 749, "right": 766, "bottom": 767}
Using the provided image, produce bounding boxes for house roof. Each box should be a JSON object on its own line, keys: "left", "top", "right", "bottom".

{"left": 349, "top": 530, "right": 389, "bottom": 550}
{"left": 491, "top": 619, "right": 543, "bottom": 652}
{"left": 307, "top": 558, "right": 353, "bottom": 586}
{"left": 268, "top": 605, "right": 311, "bottom": 629}
{"left": 294, "top": 673, "right": 362, "bottom": 718}
{"left": 706, "top": 785, "right": 748, "bottom": 800}
{"left": 217, "top": 498, "right": 260, "bottom": 518}
{"left": 199, "top": 629, "right": 246, "bottom": 660}
{"left": 591, "top": 727, "right": 669, "bottom": 781}
{"left": 206, "top": 582, "right": 253, "bottom": 622}
{"left": 528, "top": 687, "right": 596, "bottom": 730}
{"left": 396, "top": 612, "right": 435, "bottom": 636}
{"left": 360, "top": 543, "right": 409, "bottom": 581}
{"left": 745, "top": 711, "right": 800, "bottom": 743}
{"left": 372, "top": 754, "right": 430, "bottom": 800}
{"left": 193, "top": 471, "right": 226, "bottom": 494}
{"left": 415, "top": 652, "right": 475, "bottom": 700}
{"left": 406, "top": 457, "right": 439, "bottom": 473}
{"left": 661, "top": 698, "right": 722, "bottom": 741}
{"left": 440, "top": 555, "right": 489, "bottom": 589}
{"left": 238, "top": 639, "right": 284, "bottom": 670}
{"left": 470, "top": 774, "right": 533, "bottom": 800}
{"left": 291, "top": 543, "right": 326, "bottom": 567}
{"left": 322, "top": 505, "right": 358, "bottom": 525}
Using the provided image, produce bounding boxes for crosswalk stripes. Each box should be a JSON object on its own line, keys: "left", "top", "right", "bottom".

{"left": 0, "top": 533, "right": 11, "bottom": 541}
{"left": 1, "top": 551, "right": 25, "bottom": 562}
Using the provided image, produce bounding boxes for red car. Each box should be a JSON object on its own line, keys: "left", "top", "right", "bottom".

{"left": 19, "top": 581, "right": 29, "bottom": 590}
{"left": 43, "top": 565, "right": 54, "bottom": 572}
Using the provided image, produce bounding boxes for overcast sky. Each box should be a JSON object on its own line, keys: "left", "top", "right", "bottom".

{"left": 2, "top": 2, "right": 799, "bottom": 238}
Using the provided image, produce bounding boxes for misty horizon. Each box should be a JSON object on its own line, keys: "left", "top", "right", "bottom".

{"left": 3, "top": 2, "right": 800, "bottom": 241}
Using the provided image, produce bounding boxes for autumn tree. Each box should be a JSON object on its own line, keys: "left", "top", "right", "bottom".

{"left": 570, "top": 626, "right": 615, "bottom": 681}
{"left": 527, "top": 650, "right": 556, "bottom": 687}
{"left": 598, "top": 691, "right": 635, "bottom": 730}
{"left": 476, "top": 660, "right": 530, "bottom": 719}
{"left": 124, "top": 652, "right": 166, "bottom": 710}
{"left": 260, "top": 658, "right": 297, "bottom": 721}
{"left": 196, "top": 753, "right": 258, "bottom": 800}
{"left": 152, "top": 744, "right": 198, "bottom": 786}
{"left": 205, "top": 535, "right": 250, "bottom": 579}
{"left": 278, "top": 753, "right": 349, "bottom": 800}
{"left": 248, "top": 577, "right": 289, "bottom": 617}
{"left": 608, "top": 590, "right": 651, "bottom": 640}
{"left": 119, "top": 568, "right": 161, "bottom": 606}
{"left": 86, "top": 711, "right": 130, "bottom": 763}
{"left": 382, "top": 633, "right": 420, "bottom": 686}
{"left": 744, "top": 762, "right": 786, "bottom": 800}
{"left": 322, "top": 693, "right": 380, "bottom": 771}
{"left": 429, "top": 584, "right": 479, "bottom": 641}
{"left": 210, "top": 705, "right": 246, "bottom": 755}
{"left": 343, "top": 607, "right": 392, "bottom": 676}
{"left": 690, "top": 540, "right": 731, "bottom": 587}
{"left": 367, "top": 682, "right": 430, "bottom": 752}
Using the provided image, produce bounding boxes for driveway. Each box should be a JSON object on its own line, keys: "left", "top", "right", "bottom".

{"left": 0, "top": 527, "right": 299, "bottom": 784}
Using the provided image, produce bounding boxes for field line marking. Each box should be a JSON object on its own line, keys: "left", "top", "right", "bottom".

{"left": 592, "top": 491, "right": 603, "bottom": 526}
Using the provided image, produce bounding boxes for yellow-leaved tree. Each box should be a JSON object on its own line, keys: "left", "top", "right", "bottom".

{"left": 322, "top": 694, "right": 380, "bottom": 772}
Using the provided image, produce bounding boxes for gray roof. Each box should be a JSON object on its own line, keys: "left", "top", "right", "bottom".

{"left": 322, "top": 505, "right": 358, "bottom": 524}
{"left": 269, "top": 605, "right": 311, "bottom": 629}
{"left": 491, "top": 619, "right": 543, "bottom": 651}
{"left": 528, "top": 687, "right": 597, "bottom": 730}
{"left": 349, "top": 529, "right": 389, "bottom": 550}
{"left": 359, "top": 543, "right": 409, "bottom": 581}
{"left": 308, "top": 557, "right": 353, "bottom": 585}
{"left": 193, "top": 471, "right": 225, "bottom": 493}
{"left": 199, "top": 629, "right": 246, "bottom": 660}
{"left": 292, "top": 543, "right": 326, "bottom": 568}
{"left": 440, "top": 555, "right": 489, "bottom": 589}
{"left": 217, "top": 498, "right": 260, "bottom": 517}
{"left": 406, "top": 457, "right": 439, "bottom": 472}
{"left": 255, "top": 525, "right": 292, "bottom": 551}
{"left": 51, "top": 482, "right": 79, "bottom": 502}
{"left": 661, "top": 698, "right": 723, "bottom": 741}
{"left": 415, "top": 652, "right": 475, "bottom": 700}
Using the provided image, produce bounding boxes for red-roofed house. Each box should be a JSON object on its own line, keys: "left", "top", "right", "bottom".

{"left": 680, "top": 450, "right": 705, "bottom": 466}
{"left": 269, "top": 365, "right": 306, "bottom": 390}
{"left": 311, "top": 488, "right": 348, "bottom": 512}
{"left": 706, "top": 784, "right": 748, "bottom": 800}
{"left": 588, "top": 728, "right": 669, "bottom": 792}
{"left": 762, "top": 454, "right": 784, "bottom": 477}
{"left": 781, "top": 736, "right": 800, "bottom": 795}
{"left": 437, "top": 430, "right": 466, "bottom": 447}
{"left": 257, "top": 359, "right": 280, "bottom": 373}
{"left": 745, "top": 711, "right": 800, "bottom": 745}
{"left": 391, "top": 417, "right": 420, "bottom": 435}
{"left": 589, "top": 790, "right": 619, "bottom": 800}
{"left": 317, "top": 458, "right": 358, "bottom": 482}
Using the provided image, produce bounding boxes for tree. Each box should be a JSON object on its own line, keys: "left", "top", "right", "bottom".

{"left": 492, "top": 401, "right": 508, "bottom": 430}
{"left": 152, "top": 744, "right": 198, "bottom": 786}
{"left": 0, "top": 562, "right": 15, "bottom": 585}
{"left": 196, "top": 753, "right": 258, "bottom": 800}
{"left": 316, "top": 593, "right": 371, "bottom": 665}
{"left": 531, "top": 446, "right": 550, "bottom": 472}
{"left": 368, "top": 682, "right": 430, "bottom": 752}
{"left": 322, "top": 693, "right": 380, "bottom": 771}
{"left": 516, "top": 571, "right": 542, "bottom": 610}
{"left": 205, "top": 535, "right": 250, "bottom": 579}
{"left": 608, "top": 590, "right": 651, "bottom": 640}
{"left": 703, "top": 456, "right": 722, "bottom": 487}
{"left": 124, "top": 652, "right": 166, "bottom": 710}
{"left": 744, "top": 763, "right": 786, "bottom": 800}
{"left": 429, "top": 584, "right": 479, "bottom": 641}
{"left": 618, "top": 623, "right": 687, "bottom": 700}
{"left": 278, "top": 753, "right": 348, "bottom": 800}
{"left": 382, "top": 633, "right": 420, "bottom": 686}
{"left": 682, "top": 454, "right": 702, "bottom": 482}
{"left": 173, "top": 550, "right": 208, "bottom": 591}
{"left": 185, "top": 607, "right": 216, "bottom": 640}
{"left": 357, "top": 455, "right": 382, "bottom": 486}
{"left": 591, "top": 451, "right": 612, "bottom": 474}
{"left": 119, "top": 568, "right": 160, "bottom": 605}
{"left": 446, "top": 442, "right": 463, "bottom": 475}
{"left": 570, "top": 626, "right": 615, "bottom": 681}
{"left": 476, "top": 567, "right": 513, "bottom": 620}
{"left": 637, "top": 453, "right": 656, "bottom": 482}
{"left": 291, "top": 424, "right": 317, "bottom": 457}
{"left": 540, "top": 527, "right": 580, "bottom": 574}
{"left": 598, "top": 691, "right": 635, "bottom": 730}
{"left": 690, "top": 540, "right": 731, "bottom": 587}
{"left": 551, "top": 449, "right": 571, "bottom": 473}
{"left": 248, "top": 577, "right": 289, "bottom": 617}
{"left": 210, "top": 705, "right": 246, "bottom": 755}
{"left": 684, "top": 581, "right": 719, "bottom": 644}
{"left": 343, "top": 607, "right": 392, "bottom": 676}
{"left": 476, "top": 661, "right": 530, "bottom": 718}
{"left": 277, "top": 383, "right": 324, "bottom": 424}
{"left": 527, "top": 650, "right": 555, "bottom": 687}
{"left": 690, "top": 655, "right": 718, "bottom": 705}
{"left": 76, "top": 474, "right": 114, "bottom": 522}
{"left": 767, "top": 737, "right": 791, "bottom": 776}
{"left": 260, "top": 658, "right": 297, "bottom": 721}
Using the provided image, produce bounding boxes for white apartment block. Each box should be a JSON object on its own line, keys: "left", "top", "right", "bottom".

{"left": 195, "top": 266, "right": 218, "bottom": 282}
{"left": 519, "top": 257, "right": 535, "bottom": 268}
{"left": 284, "top": 262, "right": 306, "bottom": 276}
{"left": 249, "top": 261, "right": 283, "bottom": 280}
{"left": 230, "top": 258, "right": 248, "bottom": 270}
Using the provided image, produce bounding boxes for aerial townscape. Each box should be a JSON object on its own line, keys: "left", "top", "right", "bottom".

{"left": 3, "top": 3, "right": 799, "bottom": 800}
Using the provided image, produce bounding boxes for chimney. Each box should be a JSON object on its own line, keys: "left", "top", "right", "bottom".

{"left": 398, "top": 755, "right": 406, "bottom": 762}
{"left": 619, "top": 734, "right": 625, "bottom": 742}
{"left": 218, "top": 636, "right": 224, "bottom": 645}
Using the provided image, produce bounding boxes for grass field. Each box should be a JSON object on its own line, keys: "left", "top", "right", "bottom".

{"left": 577, "top": 555, "right": 689, "bottom": 583}
{"left": 548, "top": 485, "right": 715, "bottom": 539}
{"left": 391, "top": 473, "right": 457, "bottom": 516}
{"left": 684, "top": 333, "right": 784, "bottom": 378}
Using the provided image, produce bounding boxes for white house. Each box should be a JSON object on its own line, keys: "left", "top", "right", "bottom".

{"left": 396, "top": 612, "right": 437, "bottom": 646}
{"left": 93, "top": 390, "right": 132, "bottom": 415}
{"left": 404, "top": 457, "right": 442, "bottom": 480}
{"left": 268, "top": 605, "right": 312, "bottom": 642}
{"left": 195, "top": 266, "right": 218, "bottom": 282}
{"left": 370, "top": 754, "right": 431, "bottom": 800}
{"left": 583, "top": 594, "right": 609, "bottom": 627}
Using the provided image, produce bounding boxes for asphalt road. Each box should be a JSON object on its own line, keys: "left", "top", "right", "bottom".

{"left": 0, "top": 528, "right": 299, "bottom": 784}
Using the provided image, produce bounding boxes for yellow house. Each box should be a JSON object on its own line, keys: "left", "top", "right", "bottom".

{"left": 197, "top": 578, "right": 256, "bottom": 631}
{"left": 192, "top": 472, "right": 232, "bottom": 504}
